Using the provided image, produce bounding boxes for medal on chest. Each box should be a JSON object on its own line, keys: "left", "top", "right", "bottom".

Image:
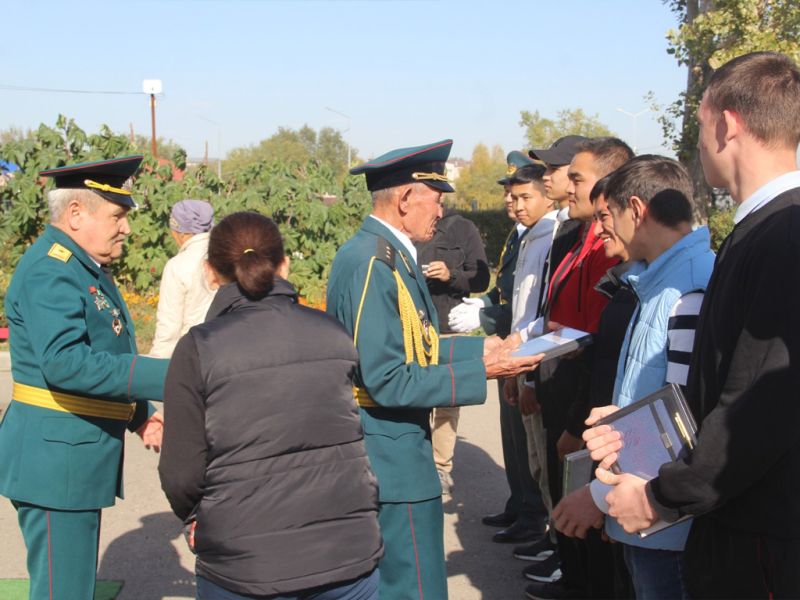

{"left": 111, "top": 308, "right": 123, "bottom": 336}
{"left": 418, "top": 309, "right": 432, "bottom": 336}
{"left": 89, "top": 286, "right": 123, "bottom": 336}
{"left": 89, "top": 286, "right": 110, "bottom": 311}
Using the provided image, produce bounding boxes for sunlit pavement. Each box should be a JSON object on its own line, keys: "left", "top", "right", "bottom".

{"left": 0, "top": 354, "right": 526, "bottom": 599}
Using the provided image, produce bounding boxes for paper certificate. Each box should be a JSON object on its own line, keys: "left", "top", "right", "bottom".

{"left": 512, "top": 327, "right": 593, "bottom": 360}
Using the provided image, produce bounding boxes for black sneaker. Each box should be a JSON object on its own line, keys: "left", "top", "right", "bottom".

{"left": 513, "top": 535, "right": 556, "bottom": 561}
{"left": 523, "top": 552, "right": 561, "bottom": 583}
{"left": 524, "top": 581, "right": 581, "bottom": 600}
{"left": 481, "top": 511, "right": 517, "bottom": 527}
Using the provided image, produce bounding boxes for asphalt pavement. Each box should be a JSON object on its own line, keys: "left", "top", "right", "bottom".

{"left": 0, "top": 353, "right": 529, "bottom": 599}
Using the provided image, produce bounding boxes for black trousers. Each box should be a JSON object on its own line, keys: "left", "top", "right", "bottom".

{"left": 499, "top": 377, "right": 547, "bottom": 528}
{"left": 546, "top": 421, "right": 617, "bottom": 599}
{"left": 685, "top": 516, "right": 800, "bottom": 599}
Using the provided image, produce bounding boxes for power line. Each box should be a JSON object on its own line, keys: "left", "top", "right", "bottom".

{"left": 0, "top": 84, "right": 146, "bottom": 96}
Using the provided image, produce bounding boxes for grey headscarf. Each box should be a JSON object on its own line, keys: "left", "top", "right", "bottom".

{"left": 169, "top": 199, "right": 215, "bottom": 233}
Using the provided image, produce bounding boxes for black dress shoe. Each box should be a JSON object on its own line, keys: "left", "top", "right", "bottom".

{"left": 491, "top": 521, "right": 543, "bottom": 543}
{"left": 481, "top": 511, "right": 517, "bottom": 527}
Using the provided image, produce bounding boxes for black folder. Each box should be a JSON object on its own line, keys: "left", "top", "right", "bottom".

{"left": 596, "top": 383, "right": 697, "bottom": 536}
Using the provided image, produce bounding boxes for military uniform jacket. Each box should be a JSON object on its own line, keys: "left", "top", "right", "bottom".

{"left": 480, "top": 224, "right": 525, "bottom": 338}
{"left": 0, "top": 225, "right": 168, "bottom": 510}
{"left": 327, "top": 217, "right": 487, "bottom": 503}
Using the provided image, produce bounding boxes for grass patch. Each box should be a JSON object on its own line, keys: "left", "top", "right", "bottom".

{"left": 0, "top": 579, "right": 123, "bottom": 599}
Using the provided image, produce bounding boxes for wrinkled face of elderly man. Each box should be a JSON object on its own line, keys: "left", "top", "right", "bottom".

{"left": 51, "top": 189, "right": 132, "bottom": 265}
{"left": 393, "top": 183, "right": 445, "bottom": 243}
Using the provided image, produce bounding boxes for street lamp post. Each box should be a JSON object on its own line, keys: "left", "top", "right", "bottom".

{"left": 616, "top": 107, "right": 652, "bottom": 154}
{"left": 197, "top": 115, "right": 223, "bottom": 179}
{"left": 325, "top": 106, "right": 351, "bottom": 167}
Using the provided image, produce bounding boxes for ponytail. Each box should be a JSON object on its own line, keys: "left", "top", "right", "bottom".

{"left": 207, "top": 212, "right": 285, "bottom": 300}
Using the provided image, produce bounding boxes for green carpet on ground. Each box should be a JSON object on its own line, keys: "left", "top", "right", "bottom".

{"left": 0, "top": 579, "right": 123, "bottom": 599}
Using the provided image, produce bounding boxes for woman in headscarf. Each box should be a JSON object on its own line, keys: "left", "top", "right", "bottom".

{"left": 150, "top": 199, "right": 216, "bottom": 358}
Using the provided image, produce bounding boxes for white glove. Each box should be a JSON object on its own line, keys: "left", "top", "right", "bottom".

{"left": 448, "top": 297, "right": 484, "bottom": 333}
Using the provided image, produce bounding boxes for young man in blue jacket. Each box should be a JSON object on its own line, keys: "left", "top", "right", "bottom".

{"left": 555, "top": 155, "right": 714, "bottom": 599}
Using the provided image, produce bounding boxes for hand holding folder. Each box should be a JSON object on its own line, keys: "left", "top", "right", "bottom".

{"left": 586, "top": 384, "right": 697, "bottom": 537}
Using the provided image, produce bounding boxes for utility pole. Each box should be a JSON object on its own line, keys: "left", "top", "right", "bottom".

{"left": 142, "top": 80, "right": 163, "bottom": 158}
{"left": 197, "top": 115, "right": 223, "bottom": 179}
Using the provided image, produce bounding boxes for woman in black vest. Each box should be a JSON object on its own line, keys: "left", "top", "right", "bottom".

{"left": 159, "top": 212, "right": 382, "bottom": 600}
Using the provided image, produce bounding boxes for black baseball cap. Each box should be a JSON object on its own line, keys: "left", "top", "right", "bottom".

{"left": 528, "top": 135, "right": 588, "bottom": 167}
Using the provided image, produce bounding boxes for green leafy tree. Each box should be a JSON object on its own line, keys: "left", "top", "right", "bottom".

{"left": 0, "top": 126, "right": 34, "bottom": 145}
{"left": 223, "top": 125, "right": 353, "bottom": 182}
{"left": 0, "top": 116, "right": 371, "bottom": 322}
{"left": 520, "top": 108, "right": 615, "bottom": 149}
{"left": 657, "top": 0, "right": 800, "bottom": 219}
{"left": 130, "top": 134, "right": 185, "bottom": 161}
{"left": 453, "top": 144, "right": 507, "bottom": 210}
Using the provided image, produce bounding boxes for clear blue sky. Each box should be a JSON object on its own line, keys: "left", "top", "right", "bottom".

{"left": 1, "top": 1, "right": 686, "bottom": 161}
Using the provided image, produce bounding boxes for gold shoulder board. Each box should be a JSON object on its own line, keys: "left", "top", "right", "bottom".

{"left": 47, "top": 243, "right": 72, "bottom": 263}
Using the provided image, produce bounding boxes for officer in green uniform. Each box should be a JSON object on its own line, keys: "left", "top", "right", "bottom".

{"left": 327, "top": 140, "right": 542, "bottom": 599}
{"left": 0, "top": 156, "right": 169, "bottom": 600}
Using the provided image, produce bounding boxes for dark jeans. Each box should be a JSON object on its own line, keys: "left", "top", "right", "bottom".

{"left": 499, "top": 378, "right": 547, "bottom": 527}
{"left": 623, "top": 545, "right": 688, "bottom": 600}
{"left": 196, "top": 569, "right": 379, "bottom": 600}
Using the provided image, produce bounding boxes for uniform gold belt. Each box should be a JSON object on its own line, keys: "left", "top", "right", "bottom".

{"left": 354, "top": 386, "right": 378, "bottom": 408}
{"left": 12, "top": 382, "right": 135, "bottom": 421}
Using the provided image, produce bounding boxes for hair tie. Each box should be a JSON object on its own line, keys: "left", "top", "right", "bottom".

{"left": 242, "top": 248, "right": 255, "bottom": 254}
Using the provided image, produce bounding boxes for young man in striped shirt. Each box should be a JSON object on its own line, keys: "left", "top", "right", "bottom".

{"left": 557, "top": 155, "right": 715, "bottom": 600}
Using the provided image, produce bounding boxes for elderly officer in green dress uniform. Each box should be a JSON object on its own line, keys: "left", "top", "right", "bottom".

{"left": 0, "top": 156, "right": 169, "bottom": 600}
{"left": 327, "top": 140, "right": 542, "bottom": 599}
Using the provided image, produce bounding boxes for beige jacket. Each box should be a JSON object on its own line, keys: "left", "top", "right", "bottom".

{"left": 150, "top": 233, "right": 216, "bottom": 358}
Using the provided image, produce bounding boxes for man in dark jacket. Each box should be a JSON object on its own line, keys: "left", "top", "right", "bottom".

{"left": 416, "top": 208, "right": 489, "bottom": 495}
{"left": 587, "top": 51, "right": 800, "bottom": 600}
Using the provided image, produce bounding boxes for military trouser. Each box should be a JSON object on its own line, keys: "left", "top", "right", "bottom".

{"left": 14, "top": 500, "right": 101, "bottom": 600}
{"left": 377, "top": 497, "right": 446, "bottom": 600}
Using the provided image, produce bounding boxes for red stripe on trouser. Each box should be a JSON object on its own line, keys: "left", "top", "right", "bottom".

{"left": 408, "top": 503, "right": 424, "bottom": 600}
{"left": 96, "top": 511, "right": 102, "bottom": 572}
{"left": 448, "top": 341, "right": 456, "bottom": 407}
{"left": 46, "top": 511, "right": 53, "bottom": 600}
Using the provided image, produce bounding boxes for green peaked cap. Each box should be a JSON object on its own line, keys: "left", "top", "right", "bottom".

{"left": 40, "top": 155, "right": 143, "bottom": 209}
{"left": 350, "top": 139, "right": 454, "bottom": 193}
{"left": 497, "top": 150, "right": 537, "bottom": 185}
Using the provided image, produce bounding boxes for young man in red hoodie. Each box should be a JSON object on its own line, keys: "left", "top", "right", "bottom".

{"left": 518, "top": 137, "right": 634, "bottom": 600}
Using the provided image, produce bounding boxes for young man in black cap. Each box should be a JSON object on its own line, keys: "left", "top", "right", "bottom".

{"left": 0, "top": 156, "right": 169, "bottom": 599}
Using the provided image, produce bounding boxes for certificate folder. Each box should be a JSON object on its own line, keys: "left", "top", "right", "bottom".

{"left": 597, "top": 383, "right": 697, "bottom": 537}
{"left": 512, "top": 327, "right": 593, "bottom": 361}
{"left": 563, "top": 449, "right": 593, "bottom": 497}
